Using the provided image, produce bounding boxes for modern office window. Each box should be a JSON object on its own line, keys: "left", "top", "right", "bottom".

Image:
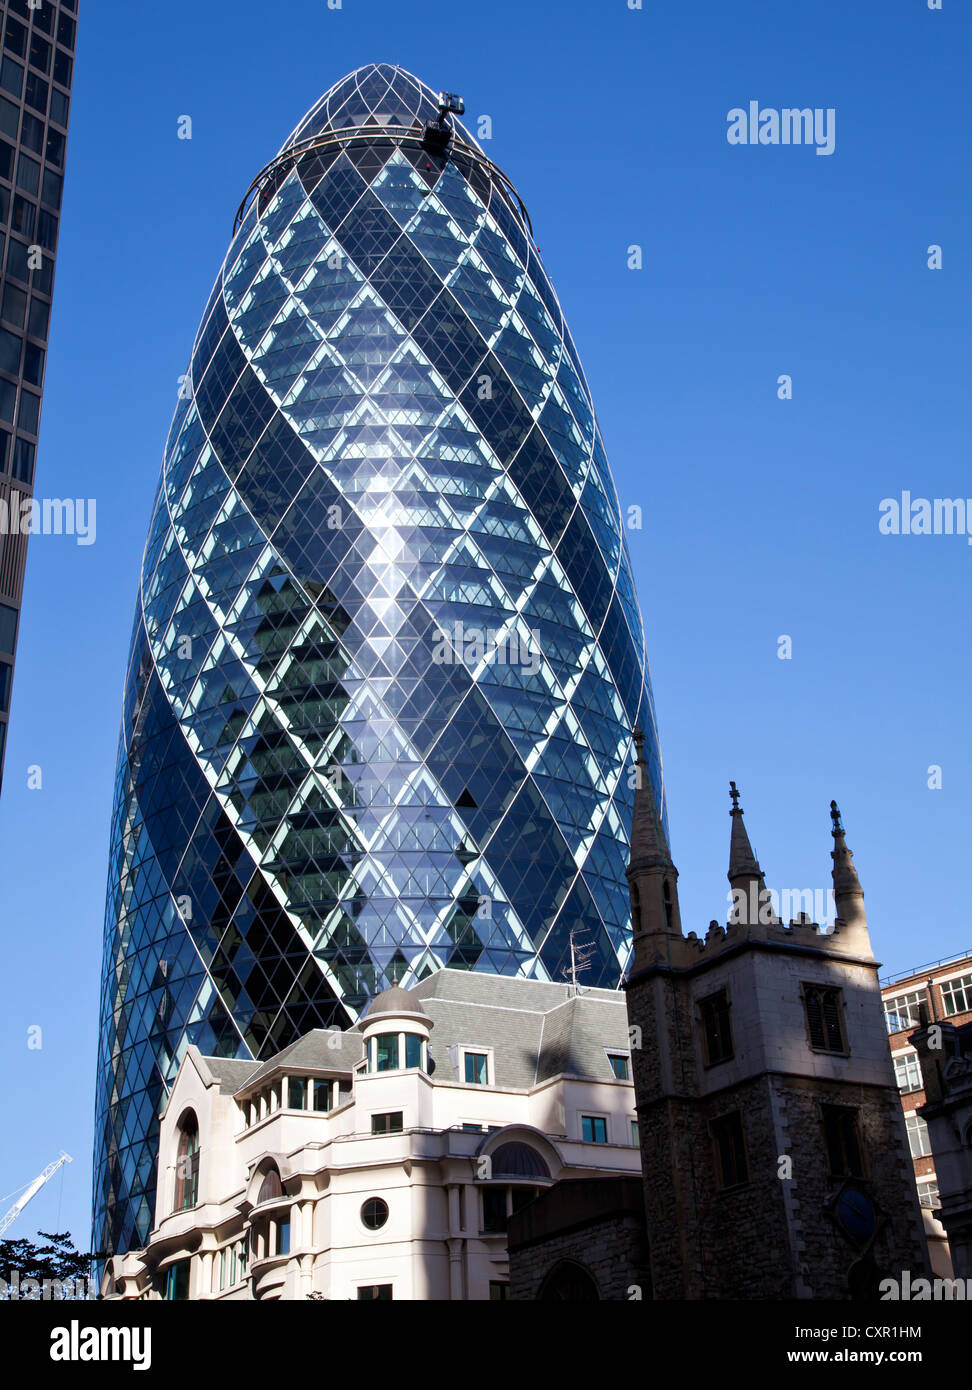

{"left": 22, "top": 342, "right": 42, "bottom": 387}
{"left": 19, "top": 112, "right": 41, "bottom": 155}
{"left": 357, "top": 1284, "right": 392, "bottom": 1300}
{"left": 464, "top": 1050, "right": 488, "bottom": 1085}
{"left": 49, "top": 87, "right": 67, "bottom": 127}
{"left": 699, "top": 989, "right": 734, "bottom": 1065}
{"left": 11, "top": 194, "right": 33, "bottom": 238}
{"left": 822, "top": 1105, "right": 865, "bottom": 1177}
{"left": 3, "top": 19, "right": 26, "bottom": 60}
{"left": 164, "top": 1260, "right": 190, "bottom": 1301}
{"left": 0, "top": 603, "right": 17, "bottom": 656}
{"left": 174, "top": 1112, "right": 199, "bottom": 1210}
{"left": 23, "top": 72, "right": 47, "bottom": 116}
{"left": 12, "top": 436, "right": 33, "bottom": 483}
{"left": 361, "top": 1197, "right": 389, "bottom": 1231}
{"left": 28, "top": 33, "right": 50, "bottom": 76}
{"left": 287, "top": 1076, "right": 307, "bottom": 1110}
{"left": 905, "top": 1111, "right": 932, "bottom": 1160}
{"left": 0, "top": 661, "right": 11, "bottom": 712}
{"left": 884, "top": 989, "right": 927, "bottom": 1035}
{"left": 893, "top": 1051, "right": 923, "bottom": 1094}
{"left": 0, "top": 325, "right": 20, "bottom": 372}
{"left": 581, "top": 1114, "right": 608, "bottom": 1144}
{"left": 1, "top": 281, "right": 25, "bottom": 327}
{"left": 940, "top": 973, "right": 972, "bottom": 1018}
{"left": 804, "top": 984, "right": 847, "bottom": 1053}
{"left": 371, "top": 1111, "right": 403, "bottom": 1135}
{"left": 57, "top": 14, "right": 77, "bottom": 49}
{"left": 45, "top": 126, "right": 64, "bottom": 167}
{"left": 607, "top": 1052, "right": 630, "bottom": 1080}
{"left": 712, "top": 1111, "right": 748, "bottom": 1189}
{"left": 0, "top": 57, "right": 23, "bottom": 100}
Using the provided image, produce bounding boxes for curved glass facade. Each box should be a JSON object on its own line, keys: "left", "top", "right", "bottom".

{"left": 93, "top": 64, "right": 666, "bottom": 1253}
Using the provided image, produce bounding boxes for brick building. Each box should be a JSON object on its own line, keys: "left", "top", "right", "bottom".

{"left": 880, "top": 951, "right": 972, "bottom": 1212}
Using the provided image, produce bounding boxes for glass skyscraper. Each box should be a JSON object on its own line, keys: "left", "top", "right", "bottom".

{"left": 93, "top": 63, "right": 666, "bottom": 1254}
{"left": 0, "top": 0, "right": 76, "bottom": 792}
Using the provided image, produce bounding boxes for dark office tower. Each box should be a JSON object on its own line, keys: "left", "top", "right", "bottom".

{"left": 94, "top": 64, "right": 665, "bottom": 1252}
{"left": 0, "top": 0, "right": 76, "bottom": 790}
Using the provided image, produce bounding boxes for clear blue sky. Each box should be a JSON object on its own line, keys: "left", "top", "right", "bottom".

{"left": 1, "top": 0, "right": 968, "bottom": 1252}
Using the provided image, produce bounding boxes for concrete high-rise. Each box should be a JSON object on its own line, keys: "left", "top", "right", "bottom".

{"left": 93, "top": 64, "right": 666, "bottom": 1254}
{"left": 0, "top": 0, "right": 77, "bottom": 790}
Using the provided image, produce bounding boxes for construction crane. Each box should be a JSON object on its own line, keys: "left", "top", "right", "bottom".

{"left": 0, "top": 1153, "right": 72, "bottom": 1238}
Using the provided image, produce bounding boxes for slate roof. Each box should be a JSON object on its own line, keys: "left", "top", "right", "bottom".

{"left": 199, "top": 971, "right": 629, "bottom": 1097}
{"left": 412, "top": 970, "right": 629, "bottom": 1088}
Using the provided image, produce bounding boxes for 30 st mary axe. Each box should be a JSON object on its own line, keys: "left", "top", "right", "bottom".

{"left": 93, "top": 64, "right": 666, "bottom": 1252}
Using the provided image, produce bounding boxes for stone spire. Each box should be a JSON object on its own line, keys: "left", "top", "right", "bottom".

{"left": 830, "top": 801, "right": 870, "bottom": 952}
{"left": 628, "top": 727, "right": 672, "bottom": 873}
{"left": 727, "top": 782, "right": 769, "bottom": 927}
{"left": 626, "top": 727, "right": 680, "bottom": 964}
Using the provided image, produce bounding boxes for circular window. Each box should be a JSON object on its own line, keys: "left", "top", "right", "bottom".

{"left": 361, "top": 1197, "right": 389, "bottom": 1230}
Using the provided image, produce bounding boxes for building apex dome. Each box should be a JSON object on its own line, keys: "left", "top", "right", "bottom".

{"left": 363, "top": 983, "right": 428, "bottom": 1020}
{"left": 280, "top": 62, "right": 479, "bottom": 157}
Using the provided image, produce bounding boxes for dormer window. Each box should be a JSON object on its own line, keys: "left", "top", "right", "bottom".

{"left": 464, "top": 1051, "right": 488, "bottom": 1085}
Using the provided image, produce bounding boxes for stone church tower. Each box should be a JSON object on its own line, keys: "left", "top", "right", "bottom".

{"left": 623, "top": 730, "right": 928, "bottom": 1298}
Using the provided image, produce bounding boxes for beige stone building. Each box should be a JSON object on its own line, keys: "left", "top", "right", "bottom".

{"left": 101, "top": 970, "right": 640, "bottom": 1300}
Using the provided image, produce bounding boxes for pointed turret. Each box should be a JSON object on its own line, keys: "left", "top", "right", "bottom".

{"left": 830, "top": 801, "right": 872, "bottom": 955}
{"left": 727, "top": 781, "right": 768, "bottom": 927}
{"left": 626, "top": 727, "right": 681, "bottom": 966}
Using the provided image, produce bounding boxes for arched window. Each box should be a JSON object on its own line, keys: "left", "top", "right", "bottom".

{"left": 539, "top": 1259, "right": 600, "bottom": 1301}
{"left": 174, "top": 1112, "right": 199, "bottom": 1211}
{"left": 490, "top": 1142, "right": 550, "bottom": 1179}
{"left": 258, "top": 1165, "right": 283, "bottom": 1204}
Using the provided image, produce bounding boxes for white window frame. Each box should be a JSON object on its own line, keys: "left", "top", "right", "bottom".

{"left": 937, "top": 970, "right": 972, "bottom": 1018}
{"left": 459, "top": 1045, "right": 493, "bottom": 1087}
{"left": 883, "top": 989, "right": 926, "bottom": 1034}
{"left": 892, "top": 1049, "right": 923, "bottom": 1094}
{"left": 905, "top": 1110, "right": 932, "bottom": 1159}
{"left": 580, "top": 1111, "right": 610, "bottom": 1145}
{"left": 605, "top": 1049, "right": 631, "bottom": 1081}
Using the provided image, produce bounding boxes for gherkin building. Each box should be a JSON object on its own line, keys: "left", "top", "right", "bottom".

{"left": 93, "top": 64, "right": 667, "bottom": 1253}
